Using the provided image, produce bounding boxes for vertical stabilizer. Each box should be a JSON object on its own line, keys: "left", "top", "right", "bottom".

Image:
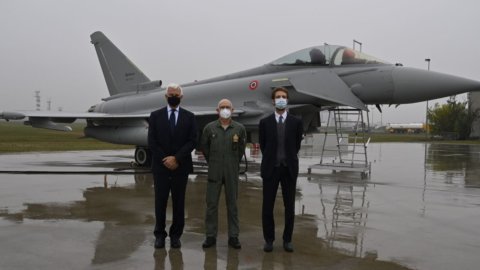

{"left": 90, "top": 31, "right": 150, "bottom": 96}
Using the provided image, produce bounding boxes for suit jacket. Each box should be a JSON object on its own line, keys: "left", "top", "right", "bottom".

{"left": 259, "top": 113, "right": 303, "bottom": 180}
{"left": 148, "top": 107, "right": 197, "bottom": 176}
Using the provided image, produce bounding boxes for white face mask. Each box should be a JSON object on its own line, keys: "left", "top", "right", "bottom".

{"left": 219, "top": 108, "right": 232, "bottom": 119}
{"left": 275, "top": 98, "right": 288, "bottom": 110}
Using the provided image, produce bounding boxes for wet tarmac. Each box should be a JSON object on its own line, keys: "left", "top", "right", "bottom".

{"left": 0, "top": 143, "right": 479, "bottom": 270}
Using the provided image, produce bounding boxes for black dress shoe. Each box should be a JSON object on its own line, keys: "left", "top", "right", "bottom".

{"left": 202, "top": 237, "right": 216, "bottom": 248}
{"left": 170, "top": 238, "right": 181, "bottom": 249}
{"left": 263, "top": 241, "right": 273, "bottom": 252}
{"left": 228, "top": 237, "right": 241, "bottom": 249}
{"left": 283, "top": 241, "right": 294, "bottom": 252}
{"left": 155, "top": 238, "right": 165, "bottom": 249}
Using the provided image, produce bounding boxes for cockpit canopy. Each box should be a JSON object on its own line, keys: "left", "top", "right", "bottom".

{"left": 270, "top": 45, "right": 390, "bottom": 66}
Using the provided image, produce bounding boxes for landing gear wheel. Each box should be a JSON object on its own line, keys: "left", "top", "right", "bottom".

{"left": 135, "top": 147, "right": 152, "bottom": 167}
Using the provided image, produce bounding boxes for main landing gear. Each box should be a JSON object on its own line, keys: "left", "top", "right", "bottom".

{"left": 134, "top": 147, "right": 152, "bottom": 167}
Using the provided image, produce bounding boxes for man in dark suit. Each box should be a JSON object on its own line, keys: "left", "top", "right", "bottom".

{"left": 148, "top": 83, "right": 197, "bottom": 249}
{"left": 259, "top": 87, "right": 303, "bottom": 253}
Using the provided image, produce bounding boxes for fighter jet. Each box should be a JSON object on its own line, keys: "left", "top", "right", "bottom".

{"left": 2, "top": 31, "right": 480, "bottom": 166}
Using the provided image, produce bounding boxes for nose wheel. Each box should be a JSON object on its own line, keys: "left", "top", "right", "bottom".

{"left": 134, "top": 147, "right": 152, "bottom": 167}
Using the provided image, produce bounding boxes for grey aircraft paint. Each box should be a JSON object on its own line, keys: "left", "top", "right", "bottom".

{"left": 2, "top": 31, "right": 480, "bottom": 165}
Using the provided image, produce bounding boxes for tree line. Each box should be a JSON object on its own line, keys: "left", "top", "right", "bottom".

{"left": 427, "top": 96, "right": 479, "bottom": 140}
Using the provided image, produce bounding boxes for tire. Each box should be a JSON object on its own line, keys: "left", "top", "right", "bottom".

{"left": 134, "top": 147, "right": 152, "bottom": 167}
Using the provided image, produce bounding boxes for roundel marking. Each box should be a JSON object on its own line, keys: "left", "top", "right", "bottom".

{"left": 249, "top": 80, "right": 259, "bottom": 90}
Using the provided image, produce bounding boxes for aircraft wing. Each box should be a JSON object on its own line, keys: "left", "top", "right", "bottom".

{"left": 0, "top": 107, "right": 243, "bottom": 131}
{"left": 0, "top": 110, "right": 150, "bottom": 131}
{"left": 182, "top": 106, "right": 245, "bottom": 117}
{"left": 288, "top": 69, "right": 367, "bottom": 110}
{"left": 0, "top": 111, "right": 151, "bottom": 121}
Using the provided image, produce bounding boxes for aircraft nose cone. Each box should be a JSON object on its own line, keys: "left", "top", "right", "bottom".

{"left": 392, "top": 67, "right": 480, "bottom": 103}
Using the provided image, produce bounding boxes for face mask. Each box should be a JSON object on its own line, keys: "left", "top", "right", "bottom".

{"left": 219, "top": 108, "right": 232, "bottom": 119}
{"left": 167, "top": 96, "right": 181, "bottom": 107}
{"left": 275, "top": 98, "right": 288, "bottom": 110}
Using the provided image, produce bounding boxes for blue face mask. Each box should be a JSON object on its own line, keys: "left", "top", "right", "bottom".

{"left": 275, "top": 98, "right": 288, "bottom": 110}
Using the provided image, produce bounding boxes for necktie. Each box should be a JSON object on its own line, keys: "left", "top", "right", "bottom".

{"left": 169, "top": 109, "right": 176, "bottom": 134}
{"left": 279, "top": 115, "right": 283, "bottom": 124}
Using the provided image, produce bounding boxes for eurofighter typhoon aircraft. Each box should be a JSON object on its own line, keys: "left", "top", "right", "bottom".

{"left": 2, "top": 31, "right": 480, "bottom": 166}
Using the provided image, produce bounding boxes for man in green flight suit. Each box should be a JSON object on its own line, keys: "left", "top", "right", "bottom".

{"left": 200, "top": 98, "right": 246, "bottom": 249}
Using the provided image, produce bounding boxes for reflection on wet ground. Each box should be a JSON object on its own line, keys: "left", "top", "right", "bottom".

{"left": 0, "top": 143, "right": 479, "bottom": 269}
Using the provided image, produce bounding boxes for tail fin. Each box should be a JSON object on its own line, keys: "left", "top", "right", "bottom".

{"left": 90, "top": 31, "right": 150, "bottom": 96}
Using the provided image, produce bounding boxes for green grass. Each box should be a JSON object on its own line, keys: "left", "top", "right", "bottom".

{"left": 0, "top": 122, "right": 133, "bottom": 153}
{"left": 367, "top": 133, "right": 480, "bottom": 144}
{"left": 2, "top": 121, "right": 480, "bottom": 154}
{"left": 368, "top": 133, "right": 430, "bottom": 142}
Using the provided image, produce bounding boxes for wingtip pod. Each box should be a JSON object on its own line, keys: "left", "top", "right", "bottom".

{"left": 0, "top": 111, "right": 26, "bottom": 120}
{"left": 392, "top": 67, "right": 480, "bottom": 103}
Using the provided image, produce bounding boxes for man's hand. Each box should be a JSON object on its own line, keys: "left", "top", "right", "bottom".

{"left": 163, "top": 156, "right": 178, "bottom": 170}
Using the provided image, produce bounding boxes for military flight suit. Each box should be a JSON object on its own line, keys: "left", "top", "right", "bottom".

{"left": 201, "top": 120, "right": 246, "bottom": 238}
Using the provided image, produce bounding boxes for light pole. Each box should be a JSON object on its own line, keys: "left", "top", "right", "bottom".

{"left": 423, "top": 58, "right": 431, "bottom": 207}
{"left": 425, "top": 58, "right": 431, "bottom": 139}
{"left": 353, "top": 40, "right": 362, "bottom": 52}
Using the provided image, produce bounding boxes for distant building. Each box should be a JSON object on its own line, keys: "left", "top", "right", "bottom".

{"left": 386, "top": 123, "right": 425, "bottom": 133}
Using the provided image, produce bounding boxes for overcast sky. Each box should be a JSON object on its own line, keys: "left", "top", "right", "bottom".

{"left": 1, "top": 0, "right": 479, "bottom": 124}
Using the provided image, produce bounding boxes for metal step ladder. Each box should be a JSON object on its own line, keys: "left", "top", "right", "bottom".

{"left": 308, "top": 107, "right": 371, "bottom": 178}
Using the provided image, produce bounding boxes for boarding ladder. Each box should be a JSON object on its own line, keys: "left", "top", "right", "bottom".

{"left": 308, "top": 107, "right": 371, "bottom": 178}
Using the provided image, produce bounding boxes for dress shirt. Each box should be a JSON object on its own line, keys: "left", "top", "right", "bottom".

{"left": 275, "top": 111, "right": 288, "bottom": 123}
{"left": 167, "top": 105, "right": 179, "bottom": 124}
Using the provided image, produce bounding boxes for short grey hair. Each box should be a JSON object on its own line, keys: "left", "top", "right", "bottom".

{"left": 166, "top": 83, "right": 183, "bottom": 95}
{"left": 217, "top": 99, "right": 233, "bottom": 109}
